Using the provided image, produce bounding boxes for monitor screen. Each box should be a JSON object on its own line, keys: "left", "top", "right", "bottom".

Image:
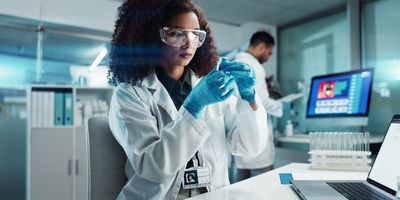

{"left": 367, "top": 115, "right": 400, "bottom": 194}
{"left": 306, "top": 68, "right": 374, "bottom": 118}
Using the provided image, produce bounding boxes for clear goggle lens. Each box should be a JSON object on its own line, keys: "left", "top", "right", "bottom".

{"left": 160, "top": 27, "right": 206, "bottom": 48}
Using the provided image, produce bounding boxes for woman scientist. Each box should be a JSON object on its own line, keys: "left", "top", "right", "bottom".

{"left": 108, "top": 0, "right": 268, "bottom": 199}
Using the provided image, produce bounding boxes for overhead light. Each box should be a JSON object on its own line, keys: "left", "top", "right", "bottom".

{"left": 89, "top": 48, "right": 108, "bottom": 72}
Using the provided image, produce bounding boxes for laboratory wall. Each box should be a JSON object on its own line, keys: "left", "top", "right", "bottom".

{"left": 0, "top": 0, "right": 120, "bottom": 32}
{"left": 278, "top": 0, "right": 400, "bottom": 135}
{"left": 362, "top": 0, "right": 400, "bottom": 134}
{"left": 278, "top": 11, "right": 350, "bottom": 132}
{"left": 0, "top": 54, "right": 72, "bottom": 85}
{"left": 0, "top": 119, "right": 26, "bottom": 200}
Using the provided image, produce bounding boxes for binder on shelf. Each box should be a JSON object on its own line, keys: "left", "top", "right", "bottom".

{"left": 43, "top": 92, "right": 50, "bottom": 127}
{"left": 37, "top": 91, "right": 44, "bottom": 127}
{"left": 54, "top": 92, "right": 64, "bottom": 125}
{"left": 64, "top": 92, "right": 73, "bottom": 125}
{"left": 48, "top": 92, "right": 55, "bottom": 127}
{"left": 31, "top": 91, "right": 39, "bottom": 127}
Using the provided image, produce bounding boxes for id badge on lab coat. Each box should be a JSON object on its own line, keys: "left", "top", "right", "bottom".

{"left": 182, "top": 167, "right": 211, "bottom": 189}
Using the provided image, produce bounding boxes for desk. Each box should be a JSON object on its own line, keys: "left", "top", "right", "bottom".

{"left": 188, "top": 163, "right": 367, "bottom": 200}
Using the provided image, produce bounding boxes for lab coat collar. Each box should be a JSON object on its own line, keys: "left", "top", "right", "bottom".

{"left": 138, "top": 69, "right": 201, "bottom": 120}
{"left": 237, "top": 51, "right": 259, "bottom": 64}
{"left": 139, "top": 71, "right": 159, "bottom": 90}
{"left": 189, "top": 69, "right": 201, "bottom": 88}
{"left": 139, "top": 69, "right": 200, "bottom": 89}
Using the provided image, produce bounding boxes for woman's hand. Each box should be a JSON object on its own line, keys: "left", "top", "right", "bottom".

{"left": 219, "top": 58, "right": 256, "bottom": 104}
{"left": 183, "top": 68, "right": 235, "bottom": 118}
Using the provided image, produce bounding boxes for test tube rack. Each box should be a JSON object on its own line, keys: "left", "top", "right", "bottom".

{"left": 309, "top": 150, "right": 371, "bottom": 171}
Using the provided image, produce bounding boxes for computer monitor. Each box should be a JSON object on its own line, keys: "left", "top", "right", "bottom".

{"left": 306, "top": 68, "right": 374, "bottom": 127}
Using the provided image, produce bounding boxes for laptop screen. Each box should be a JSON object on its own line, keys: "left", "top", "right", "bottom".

{"left": 368, "top": 115, "right": 400, "bottom": 193}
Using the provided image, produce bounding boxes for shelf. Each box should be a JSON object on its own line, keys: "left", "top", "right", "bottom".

{"left": 75, "top": 86, "right": 114, "bottom": 90}
{"left": 3, "top": 97, "right": 26, "bottom": 104}
{"left": 31, "top": 126, "right": 75, "bottom": 130}
{"left": 30, "top": 84, "right": 73, "bottom": 89}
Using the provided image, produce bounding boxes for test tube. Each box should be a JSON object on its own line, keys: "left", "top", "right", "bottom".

{"left": 354, "top": 132, "right": 358, "bottom": 151}
{"left": 341, "top": 132, "right": 345, "bottom": 151}
{"left": 351, "top": 132, "right": 356, "bottom": 151}
{"left": 358, "top": 132, "right": 363, "bottom": 151}
{"left": 359, "top": 132, "right": 365, "bottom": 151}
{"left": 341, "top": 132, "right": 347, "bottom": 151}
{"left": 318, "top": 132, "right": 323, "bottom": 150}
{"left": 312, "top": 132, "right": 316, "bottom": 151}
{"left": 365, "top": 132, "right": 370, "bottom": 152}
{"left": 309, "top": 132, "right": 314, "bottom": 151}
{"left": 355, "top": 132, "right": 359, "bottom": 151}
{"left": 319, "top": 132, "right": 325, "bottom": 150}
{"left": 326, "top": 132, "right": 330, "bottom": 150}
{"left": 323, "top": 133, "right": 328, "bottom": 151}
{"left": 348, "top": 132, "right": 353, "bottom": 151}
{"left": 339, "top": 132, "right": 345, "bottom": 151}
{"left": 330, "top": 132, "right": 335, "bottom": 151}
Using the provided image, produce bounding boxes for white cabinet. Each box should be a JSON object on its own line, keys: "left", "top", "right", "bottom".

{"left": 27, "top": 85, "right": 113, "bottom": 200}
{"left": 30, "top": 128, "right": 73, "bottom": 200}
{"left": 75, "top": 127, "right": 88, "bottom": 200}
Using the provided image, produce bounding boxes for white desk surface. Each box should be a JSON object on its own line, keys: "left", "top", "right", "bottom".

{"left": 188, "top": 163, "right": 368, "bottom": 200}
{"left": 277, "top": 134, "right": 384, "bottom": 144}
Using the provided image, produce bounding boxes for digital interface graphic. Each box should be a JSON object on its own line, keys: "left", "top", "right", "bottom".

{"left": 317, "top": 80, "right": 349, "bottom": 99}
{"left": 307, "top": 70, "right": 373, "bottom": 117}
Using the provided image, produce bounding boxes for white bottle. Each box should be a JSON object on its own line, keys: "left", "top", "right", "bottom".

{"left": 286, "top": 120, "right": 293, "bottom": 136}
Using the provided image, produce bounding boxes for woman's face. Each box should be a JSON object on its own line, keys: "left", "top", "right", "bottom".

{"left": 161, "top": 12, "right": 200, "bottom": 68}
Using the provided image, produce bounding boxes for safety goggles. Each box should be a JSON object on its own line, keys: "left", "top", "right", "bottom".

{"left": 159, "top": 27, "right": 207, "bottom": 48}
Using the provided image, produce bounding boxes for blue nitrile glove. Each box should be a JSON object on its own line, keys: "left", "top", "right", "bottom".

{"left": 219, "top": 58, "right": 256, "bottom": 104}
{"left": 183, "top": 68, "right": 235, "bottom": 118}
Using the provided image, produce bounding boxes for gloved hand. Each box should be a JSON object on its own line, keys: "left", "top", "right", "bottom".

{"left": 183, "top": 68, "right": 235, "bottom": 118}
{"left": 219, "top": 58, "right": 256, "bottom": 104}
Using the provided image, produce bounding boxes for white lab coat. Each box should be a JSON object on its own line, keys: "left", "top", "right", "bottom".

{"left": 234, "top": 52, "right": 283, "bottom": 169}
{"left": 108, "top": 70, "right": 268, "bottom": 200}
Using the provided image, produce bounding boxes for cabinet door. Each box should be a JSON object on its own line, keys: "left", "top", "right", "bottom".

{"left": 31, "top": 128, "right": 73, "bottom": 200}
{"left": 75, "top": 127, "right": 88, "bottom": 200}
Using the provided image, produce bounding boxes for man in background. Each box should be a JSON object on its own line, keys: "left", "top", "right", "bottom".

{"left": 233, "top": 31, "right": 283, "bottom": 182}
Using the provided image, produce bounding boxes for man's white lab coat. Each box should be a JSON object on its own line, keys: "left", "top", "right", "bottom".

{"left": 234, "top": 52, "right": 283, "bottom": 169}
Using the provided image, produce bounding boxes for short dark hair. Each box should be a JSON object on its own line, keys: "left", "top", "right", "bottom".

{"left": 108, "top": 0, "right": 218, "bottom": 85}
{"left": 249, "top": 31, "right": 275, "bottom": 47}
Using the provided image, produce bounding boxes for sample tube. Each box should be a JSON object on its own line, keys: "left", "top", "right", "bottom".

{"left": 309, "top": 132, "right": 314, "bottom": 151}
{"left": 365, "top": 132, "right": 370, "bottom": 152}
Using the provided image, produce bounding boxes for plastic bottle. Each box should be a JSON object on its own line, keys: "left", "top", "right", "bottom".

{"left": 286, "top": 120, "right": 293, "bottom": 136}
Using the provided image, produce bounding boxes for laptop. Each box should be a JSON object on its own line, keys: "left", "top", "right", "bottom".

{"left": 291, "top": 114, "right": 400, "bottom": 200}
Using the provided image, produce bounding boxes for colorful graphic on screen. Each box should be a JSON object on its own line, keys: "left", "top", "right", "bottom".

{"left": 317, "top": 80, "right": 349, "bottom": 99}
{"left": 307, "top": 70, "right": 373, "bottom": 117}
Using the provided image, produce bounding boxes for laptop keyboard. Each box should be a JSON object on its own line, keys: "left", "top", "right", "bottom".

{"left": 327, "top": 182, "right": 392, "bottom": 200}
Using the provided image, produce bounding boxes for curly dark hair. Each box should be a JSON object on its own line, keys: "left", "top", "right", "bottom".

{"left": 108, "top": 0, "right": 219, "bottom": 85}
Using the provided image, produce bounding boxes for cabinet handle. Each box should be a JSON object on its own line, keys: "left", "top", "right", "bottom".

{"left": 75, "top": 159, "right": 79, "bottom": 175}
{"left": 68, "top": 160, "right": 72, "bottom": 176}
